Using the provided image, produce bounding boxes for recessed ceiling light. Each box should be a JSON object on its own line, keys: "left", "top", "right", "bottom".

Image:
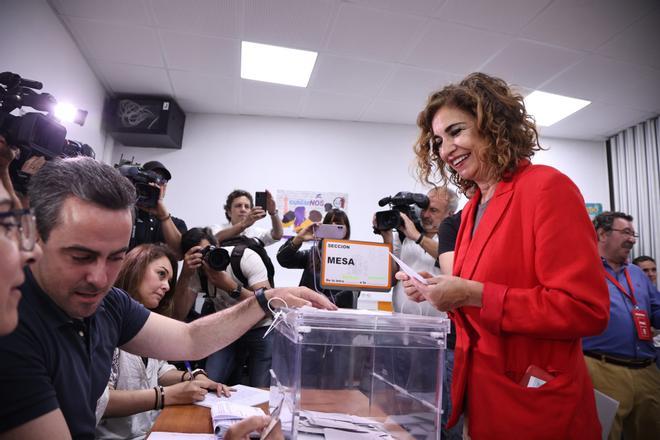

{"left": 241, "top": 41, "right": 318, "bottom": 88}
{"left": 524, "top": 90, "right": 591, "bottom": 126}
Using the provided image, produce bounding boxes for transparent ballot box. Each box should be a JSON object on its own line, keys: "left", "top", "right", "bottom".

{"left": 268, "top": 307, "right": 450, "bottom": 440}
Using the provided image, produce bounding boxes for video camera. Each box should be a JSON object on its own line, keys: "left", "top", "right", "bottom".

{"left": 200, "top": 245, "right": 230, "bottom": 271}
{"left": 374, "top": 192, "right": 429, "bottom": 240}
{"left": 116, "top": 158, "right": 166, "bottom": 209}
{"left": 0, "top": 71, "right": 93, "bottom": 192}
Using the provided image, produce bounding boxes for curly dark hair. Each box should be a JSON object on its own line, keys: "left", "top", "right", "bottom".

{"left": 413, "top": 72, "right": 542, "bottom": 192}
{"left": 224, "top": 189, "right": 253, "bottom": 221}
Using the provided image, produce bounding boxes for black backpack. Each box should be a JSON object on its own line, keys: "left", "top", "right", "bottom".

{"left": 220, "top": 236, "right": 276, "bottom": 288}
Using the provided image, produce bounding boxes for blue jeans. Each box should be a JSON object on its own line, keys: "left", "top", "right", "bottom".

{"left": 205, "top": 326, "right": 273, "bottom": 387}
{"left": 442, "top": 349, "right": 464, "bottom": 440}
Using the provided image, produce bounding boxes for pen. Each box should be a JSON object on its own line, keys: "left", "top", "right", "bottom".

{"left": 184, "top": 360, "right": 193, "bottom": 381}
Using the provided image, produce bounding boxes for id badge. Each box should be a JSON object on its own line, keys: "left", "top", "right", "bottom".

{"left": 632, "top": 308, "right": 652, "bottom": 341}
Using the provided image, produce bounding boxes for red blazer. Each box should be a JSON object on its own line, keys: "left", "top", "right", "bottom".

{"left": 449, "top": 162, "right": 609, "bottom": 439}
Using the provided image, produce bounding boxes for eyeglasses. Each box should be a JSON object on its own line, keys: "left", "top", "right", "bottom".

{"left": 0, "top": 208, "right": 37, "bottom": 251}
{"left": 610, "top": 228, "right": 639, "bottom": 238}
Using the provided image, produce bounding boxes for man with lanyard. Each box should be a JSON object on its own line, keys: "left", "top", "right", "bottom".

{"left": 583, "top": 211, "right": 660, "bottom": 440}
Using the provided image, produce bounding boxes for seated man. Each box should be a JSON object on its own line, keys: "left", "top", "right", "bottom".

{"left": 129, "top": 161, "right": 187, "bottom": 257}
{"left": 0, "top": 157, "right": 334, "bottom": 439}
{"left": 213, "top": 189, "right": 282, "bottom": 246}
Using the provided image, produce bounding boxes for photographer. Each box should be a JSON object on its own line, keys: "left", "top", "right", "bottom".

{"left": 213, "top": 189, "right": 283, "bottom": 246}
{"left": 174, "top": 227, "right": 274, "bottom": 387}
{"left": 129, "top": 161, "right": 187, "bottom": 258}
{"left": 375, "top": 187, "right": 457, "bottom": 315}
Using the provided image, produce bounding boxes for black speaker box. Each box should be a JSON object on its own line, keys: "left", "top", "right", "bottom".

{"left": 105, "top": 96, "right": 185, "bottom": 149}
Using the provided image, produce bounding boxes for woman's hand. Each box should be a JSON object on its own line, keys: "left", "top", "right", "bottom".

{"left": 292, "top": 222, "right": 317, "bottom": 245}
{"left": 395, "top": 271, "right": 483, "bottom": 311}
{"left": 164, "top": 379, "right": 212, "bottom": 405}
{"left": 193, "top": 375, "right": 233, "bottom": 397}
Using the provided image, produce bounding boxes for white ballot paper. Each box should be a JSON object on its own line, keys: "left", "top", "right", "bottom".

{"left": 389, "top": 252, "right": 429, "bottom": 285}
{"left": 194, "top": 384, "right": 270, "bottom": 408}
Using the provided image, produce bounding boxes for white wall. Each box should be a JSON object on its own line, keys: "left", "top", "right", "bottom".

{"left": 112, "top": 113, "right": 608, "bottom": 287}
{"left": 0, "top": 0, "right": 109, "bottom": 159}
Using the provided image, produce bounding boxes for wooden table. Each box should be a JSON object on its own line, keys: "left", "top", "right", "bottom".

{"left": 149, "top": 389, "right": 418, "bottom": 439}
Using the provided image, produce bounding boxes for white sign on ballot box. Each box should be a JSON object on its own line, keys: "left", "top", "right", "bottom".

{"left": 320, "top": 239, "right": 392, "bottom": 291}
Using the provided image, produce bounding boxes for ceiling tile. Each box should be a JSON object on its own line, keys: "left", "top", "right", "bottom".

{"left": 309, "top": 55, "right": 394, "bottom": 96}
{"left": 521, "top": 0, "right": 657, "bottom": 51}
{"left": 148, "top": 0, "right": 241, "bottom": 38}
{"left": 326, "top": 3, "right": 427, "bottom": 62}
{"left": 378, "top": 66, "right": 459, "bottom": 104}
{"left": 239, "top": 80, "right": 305, "bottom": 117}
{"left": 50, "top": 0, "right": 151, "bottom": 25}
{"left": 436, "top": 0, "right": 551, "bottom": 34}
{"left": 361, "top": 99, "right": 421, "bottom": 125}
{"left": 538, "top": 102, "right": 656, "bottom": 140}
{"left": 243, "top": 0, "right": 336, "bottom": 50}
{"left": 348, "top": 0, "right": 445, "bottom": 16}
{"left": 406, "top": 20, "right": 511, "bottom": 73}
{"left": 596, "top": 7, "right": 660, "bottom": 70}
{"left": 542, "top": 55, "right": 660, "bottom": 113}
{"left": 170, "top": 70, "right": 238, "bottom": 114}
{"left": 481, "top": 39, "right": 584, "bottom": 89}
{"left": 160, "top": 30, "right": 238, "bottom": 77}
{"left": 302, "top": 91, "right": 371, "bottom": 121}
{"left": 66, "top": 17, "right": 164, "bottom": 67}
{"left": 94, "top": 62, "right": 172, "bottom": 95}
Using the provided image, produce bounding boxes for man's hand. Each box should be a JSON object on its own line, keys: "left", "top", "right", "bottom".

{"left": 242, "top": 207, "right": 267, "bottom": 229}
{"left": 395, "top": 271, "right": 483, "bottom": 311}
{"left": 266, "top": 189, "right": 277, "bottom": 215}
{"left": 266, "top": 286, "right": 337, "bottom": 310}
{"left": 182, "top": 245, "right": 205, "bottom": 274}
{"left": 372, "top": 214, "right": 393, "bottom": 243}
{"left": 224, "top": 415, "right": 284, "bottom": 440}
{"left": 398, "top": 212, "right": 420, "bottom": 241}
{"left": 20, "top": 155, "right": 47, "bottom": 175}
{"left": 203, "top": 263, "right": 236, "bottom": 291}
{"left": 143, "top": 182, "right": 169, "bottom": 218}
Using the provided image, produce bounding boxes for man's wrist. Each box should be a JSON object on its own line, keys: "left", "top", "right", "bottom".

{"left": 415, "top": 234, "right": 424, "bottom": 244}
{"left": 158, "top": 212, "right": 172, "bottom": 222}
{"left": 254, "top": 287, "right": 273, "bottom": 317}
{"left": 269, "top": 209, "right": 278, "bottom": 216}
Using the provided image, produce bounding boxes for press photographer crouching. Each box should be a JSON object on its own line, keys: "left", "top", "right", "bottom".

{"left": 120, "top": 160, "right": 187, "bottom": 258}
{"left": 374, "top": 188, "right": 457, "bottom": 315}
{"left": 173, "top": 227, "right": 275, "bottom": 387}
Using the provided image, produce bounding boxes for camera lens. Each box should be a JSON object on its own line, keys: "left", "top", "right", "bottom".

{"left": 203, "top": 245, "right": 230, "bottom": 271}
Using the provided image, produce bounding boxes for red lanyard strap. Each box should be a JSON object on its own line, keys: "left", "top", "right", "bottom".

{"left": 604, "top": 268, "right": 636, "bottom": 306}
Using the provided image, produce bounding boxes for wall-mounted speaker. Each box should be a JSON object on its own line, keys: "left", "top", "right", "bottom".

{"left": 105, "top": 96, "right": 185, "bottom": 149}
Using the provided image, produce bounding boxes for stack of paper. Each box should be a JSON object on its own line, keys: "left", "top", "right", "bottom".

{"left": 296, "top": 410, "right": 393, "bottom": 440}
{"left": 194, "top": 384, "right": 270, "bottom": 408}
{"left": 211, "top": 401, "right": 265, "bottom": 437}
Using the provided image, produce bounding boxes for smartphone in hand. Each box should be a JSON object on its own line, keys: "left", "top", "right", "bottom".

{"left": 255, "top": 191, "right": 267, "bottom": 210}
{"left": 314, "top": 224, "right": 346, "bottom": 239}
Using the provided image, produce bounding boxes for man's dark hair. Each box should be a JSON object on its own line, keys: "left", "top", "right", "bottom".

{"left": 633, "top": 255, "right": 655, "bottom": 265}
{"left": 224, "top": 189, "right": 253, "bottom": 221}
{"left": 181, "top": 227, "right": 217, "bottom": 255}
{"left": 28, "top": 157, "right": 137, "bottom": 242}
{"left": 592, "top": 211, "right": 633, "bottom": 232}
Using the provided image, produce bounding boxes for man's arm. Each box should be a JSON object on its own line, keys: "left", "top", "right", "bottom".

{"left": 266, "top": 190, "right": 283, "bottom": 241}
{"left": 398, "top": 212, "right": 438, "bottom": 258}
{"left": 121, "top": 287, "right": 335, "bottom": 361}
{"left": 158, "top": 214, "right": 183, "bottom": 259}
{"left": 215, "top": 209, "right": 266, "bottom": 243}
{"left": 1, "top": 409, "right": 71, "bottom": 440}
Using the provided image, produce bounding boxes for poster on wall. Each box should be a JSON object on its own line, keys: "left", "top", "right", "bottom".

{"left": 585, "top": 203, "right": 603, "bottom": 220}
{"left": 277, "top": 190, "right": 348, "bottom": 237}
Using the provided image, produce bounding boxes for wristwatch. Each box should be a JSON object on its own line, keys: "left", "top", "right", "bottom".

{"left": 229, "top": 281, "right": 243, "bottom": 299}
{"left": 254, "top": 287, "right": 273, "bottom": 317}
{"left": 191, "top": 368, "right": 208, "bottom": 379}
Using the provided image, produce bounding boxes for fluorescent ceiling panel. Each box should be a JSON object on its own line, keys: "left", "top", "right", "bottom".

{"left": 241, "top": 41, "right": 318, "bottom": 87}
{"left": 524, "top": 90, "right": 591, "bottom": 126}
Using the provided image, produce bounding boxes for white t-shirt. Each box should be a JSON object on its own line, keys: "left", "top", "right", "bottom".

{"left": 95, "top": 349, "right": 176, "bottom": 440}
{"left": 189, "top": 245, "right": 271, "bottom": 327}
{"left": 392, "top": 234, "right": 446, "bottom": 317}
{"left": 210, "top": 223, "right": 277, "bottom": 247}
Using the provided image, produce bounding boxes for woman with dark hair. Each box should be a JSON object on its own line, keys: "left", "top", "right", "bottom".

{"left": 96, "top": 243, "right": 231, "bottom": 440}
{"left": 277, "top": 209, "right": 357, "bottom": 308}
{"left": 400, "top": 73, "right": 609, "bottom": 438}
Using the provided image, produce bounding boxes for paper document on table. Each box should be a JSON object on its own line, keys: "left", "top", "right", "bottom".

{"left": 194, "top": 384, "right": 269, "bottom": 408}
{"left": 211, "top": 401, "right": 265, "bottom": 437}
{"left": 389, "top": 252, "right": 429, "bottom": 284}
{"left": 148, "top": 433, "right": 216, "bottom": 439}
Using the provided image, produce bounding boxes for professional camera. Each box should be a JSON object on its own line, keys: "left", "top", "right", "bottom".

{"left": 374, "top": 192, "right": 429, "bottom": 238}
{"left": 0, "top": 72, "right": 92, "bottom": 192}
{"left": 117, "top": 162, "right": 166, "bottom": 209}
{"left": 200, "top": 245, "right": 230, "bottom": 272}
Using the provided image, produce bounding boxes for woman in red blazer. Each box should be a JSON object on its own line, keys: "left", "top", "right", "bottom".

{"left": 400, "top": 73, "right": 610, "bottom": 439}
